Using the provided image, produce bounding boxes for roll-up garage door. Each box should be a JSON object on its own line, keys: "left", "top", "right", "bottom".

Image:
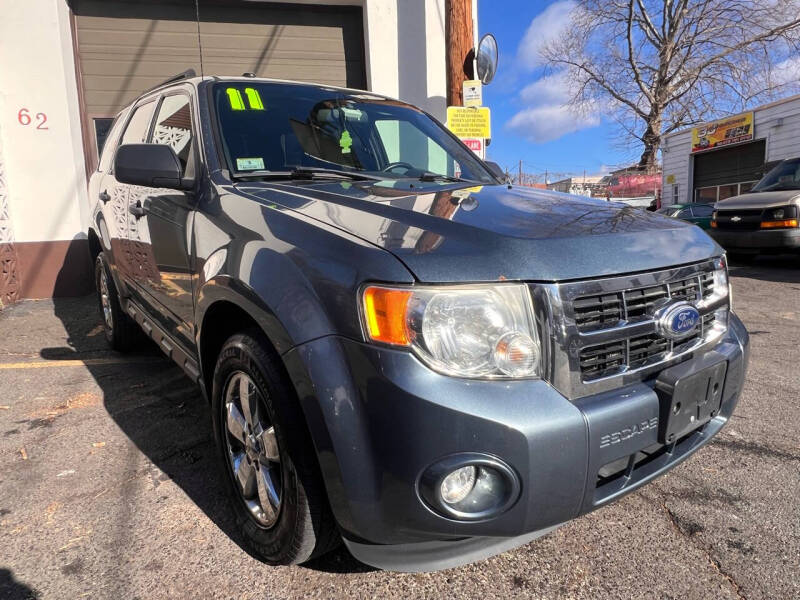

{"left": 70, "top": 0, "right": 365, "bottom": 163}
{"left": 693, "top": 140, "right": 766, "bottom": 188}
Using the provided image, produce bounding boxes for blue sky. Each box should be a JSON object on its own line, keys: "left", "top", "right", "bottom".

{"left": 479, "top": 0, "right": 633, "bottom": 179}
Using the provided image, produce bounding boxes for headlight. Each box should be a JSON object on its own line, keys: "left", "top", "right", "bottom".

{"left": 361, "top": 283, "right": 541, "bottom": 378}
{"left": 713, "top": 255, "right": 732, "bottom": 310}
{"left": 761, "top": 205, "right": 798, "bottom": 229}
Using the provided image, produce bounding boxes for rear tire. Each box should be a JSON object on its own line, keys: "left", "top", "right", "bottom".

{"left": 211, "top": 329, "right": 339, "bottom": 564}
{"left": 94, "top": 253, "right": 141, "bottom": 352}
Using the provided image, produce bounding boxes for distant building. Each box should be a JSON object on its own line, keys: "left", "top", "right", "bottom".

{"left": 547, "top": 175, "right": 607, "bottom": 197}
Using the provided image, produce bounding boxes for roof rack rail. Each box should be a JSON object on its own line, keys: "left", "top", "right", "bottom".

{"left": 142, "top": 69, "right": 197, "bottom": 95}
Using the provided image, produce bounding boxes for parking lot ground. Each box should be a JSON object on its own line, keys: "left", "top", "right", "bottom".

{"left": 1, "top": 257, "right": 799, "bottom": 600}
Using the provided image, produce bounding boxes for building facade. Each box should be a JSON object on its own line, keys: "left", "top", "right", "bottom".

{"left": 661, "top": 94, "right": 800, "bottom": 208}
{"left": 547, "top": 175, "right": 606, "bottom": 197}
{"left": 0, "top": 0, "right": 448, "bottom": 304}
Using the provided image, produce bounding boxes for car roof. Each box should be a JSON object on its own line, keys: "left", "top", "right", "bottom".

{"left": 138, "top": 74, "right": 395, "bottom": 105}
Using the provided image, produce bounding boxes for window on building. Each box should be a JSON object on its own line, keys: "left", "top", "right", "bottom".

{"left": 739, "top": 181, "right": 757, "bottom": 194}
{"left": 695, "top": 187, "right": 717, "bottom": 203}
{"left": 718, "top": 184, "right": 738, "bottom": 201}
{"left": 672, "top": 184, "right": 679, "bottom": 203}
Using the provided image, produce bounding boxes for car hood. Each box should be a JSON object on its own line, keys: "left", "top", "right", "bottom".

{"left": 715, "top": 190, "right": 800, "bottom": 209}
{"left": 236, "top": 180, "right": 721, "bottom": 282}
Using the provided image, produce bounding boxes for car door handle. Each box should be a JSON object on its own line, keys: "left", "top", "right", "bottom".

{"left": 129, "top": 202, "right": 147, "bottom": 218}
{"left": 99, "top": 190, "right": 110, "bottom": 203}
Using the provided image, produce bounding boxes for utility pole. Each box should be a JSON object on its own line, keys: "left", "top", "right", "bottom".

{"left": 518, "top": 160, "right": 523, "bottom": 186}
{"left": 445, "top": 0, "right": 474, "bottom": 107}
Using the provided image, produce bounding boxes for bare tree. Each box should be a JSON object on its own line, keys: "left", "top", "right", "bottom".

{"left": 542, "top": 0, "right": 800, "bottom": 171}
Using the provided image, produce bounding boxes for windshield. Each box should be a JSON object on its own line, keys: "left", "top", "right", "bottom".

{"left": 213, "top": 82, "right": 495, "bottom": 183}
{"left": 752, "top": 158, "right": 800, "bottom": 192}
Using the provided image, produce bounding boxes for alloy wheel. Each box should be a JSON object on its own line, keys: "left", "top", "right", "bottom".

{"left": 99, "top": 267, "right": 113, "bottom": 330}
{"left": 223, "top": 371, "right": 282, "bottom": 528}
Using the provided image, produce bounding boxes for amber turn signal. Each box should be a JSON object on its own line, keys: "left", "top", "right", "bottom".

{"left": 362, "top": 286, "right": 412, "bottom": 345}
{"left": 760, "top": 219, "right": 799, "bottom": 229}
{"left": 710, "top": 221, "right": 717, "bottom": 228}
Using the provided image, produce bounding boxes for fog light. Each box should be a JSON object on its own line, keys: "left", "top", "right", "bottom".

{"left": 440, "top": 466, "right": 476, "bottom": 504}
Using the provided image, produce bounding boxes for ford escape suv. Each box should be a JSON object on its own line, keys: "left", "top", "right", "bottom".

{"left": 86, "top": 72, "right": 749, "bottom": 572}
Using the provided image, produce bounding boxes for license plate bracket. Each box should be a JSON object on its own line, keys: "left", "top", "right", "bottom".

{"left": 655, "top": 358, "right": 728, "bottom": 444}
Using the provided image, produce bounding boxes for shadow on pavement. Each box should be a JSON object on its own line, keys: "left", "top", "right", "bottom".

{"left": 47, "top": 267, "right": 366, "bottom": 574}
{"left": 727, "top": 254, "right": 800, "bottom": 283}
{"left": 0, "top": 568, "right": 40, "bottom": 600}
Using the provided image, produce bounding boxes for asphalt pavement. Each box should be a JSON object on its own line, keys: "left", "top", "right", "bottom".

{"left": 0, "top": 257, "right": 798, "bottom": 600}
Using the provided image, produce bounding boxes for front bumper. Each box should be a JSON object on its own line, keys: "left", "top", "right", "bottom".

{"left": 710, "top": 227, "right": 800, "bottom": 252}
{"left": 283, "top": 313, "right": 749, "bottom": 571}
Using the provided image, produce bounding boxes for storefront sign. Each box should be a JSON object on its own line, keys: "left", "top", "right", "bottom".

{"left": 447, "top": 106, "right": 491, "bottom": 139}
{"left": 691, "top": 112, "right": 754, "bottom": 153}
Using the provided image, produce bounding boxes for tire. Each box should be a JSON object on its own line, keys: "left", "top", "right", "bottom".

{"left": 94, "top": 253, "right": 141, "bottom": 352}
{"left": 211, "top": 329, "right": 339, "bottom": 564}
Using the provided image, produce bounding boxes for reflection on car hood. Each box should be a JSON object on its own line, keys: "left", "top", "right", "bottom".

{"left": 715, "top": 190, "right": 800, "bottom": 209}
{"left": 236, "top": 180, "right": 721, "bottom": 282}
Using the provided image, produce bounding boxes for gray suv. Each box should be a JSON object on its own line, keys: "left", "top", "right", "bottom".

{"left": 86, "top": 72, "right": 749, "bottom": 572}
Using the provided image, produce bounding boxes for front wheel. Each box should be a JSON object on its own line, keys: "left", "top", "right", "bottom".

{"left": 94, "top": 253, "right": 141, "bottom": 351}
{"left": 211, "top": 330, "right": 339, "bottom": 564}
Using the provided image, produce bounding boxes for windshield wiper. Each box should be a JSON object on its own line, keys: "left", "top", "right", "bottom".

{"left": 417, "top": 171, "right": 466, "bottom": 183}
{"left": 234, "top": 167, "right": 380, "bottom": 182}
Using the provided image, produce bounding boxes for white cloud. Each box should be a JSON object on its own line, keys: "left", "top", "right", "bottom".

{"left": 507, "top": 102, "right": 601, "bottom": 143}
{"left": 516, "top": 0, "right": 576, "bottom": 71}
{"left": 771, "top": 56, "right": 800, "bottom": 87}
{"left": 507, "top": 70, "right": 603, "bottom": 143}
{"left": 506, "top": 3, "right": 604, "bottom": 143}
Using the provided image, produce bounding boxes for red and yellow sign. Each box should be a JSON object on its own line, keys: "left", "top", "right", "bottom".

{"left": 691, "top": 112, "right": 753, "bottom": 153}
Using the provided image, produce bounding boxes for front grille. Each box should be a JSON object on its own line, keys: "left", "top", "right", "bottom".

{"left": 546, "top": 260, "right": 729, "bottom": 399}
{"left": 574, "top": 271, "right": 714, "bottom": 332}
{"left": 714, "top": 209, "right": 763, "bottom": 231}
{"left": 578, "top": 310, "right": 718, "bottom": 380}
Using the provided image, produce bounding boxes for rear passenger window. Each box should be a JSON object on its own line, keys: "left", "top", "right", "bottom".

{"left": 119, "top": 101, "right": 156, "bottom": 146}
{"left": 151, "top": 95, "right": 194, "bottom": 175}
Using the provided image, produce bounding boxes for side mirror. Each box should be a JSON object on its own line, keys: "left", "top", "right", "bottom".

{"left": 114, "top": 143, "right": 186, "bottom": 189}
{"left": 484, "top": 160, "right": 506, "bottom": 181}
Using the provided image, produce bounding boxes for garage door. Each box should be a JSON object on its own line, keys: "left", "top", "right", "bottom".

{"left": 70, "top": 0, "right": 365, "bottom": 162}
{"left": 692, "top": 140, "right": 766, "bottom": 202}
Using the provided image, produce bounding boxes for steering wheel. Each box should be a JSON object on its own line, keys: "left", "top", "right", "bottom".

{"left": 382, "top": 161, "right": 416, "bottom": 175}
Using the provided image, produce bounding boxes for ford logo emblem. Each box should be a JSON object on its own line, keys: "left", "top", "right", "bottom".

{"left": 657, "top": 302, "right": 700, "bottom": 339}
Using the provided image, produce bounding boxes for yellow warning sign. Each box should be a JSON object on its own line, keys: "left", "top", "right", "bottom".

{"left": 446, "top": 106, "right": 491, "bottom": 139}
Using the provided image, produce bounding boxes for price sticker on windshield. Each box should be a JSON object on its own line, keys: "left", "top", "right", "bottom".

{"left": 446, "top": 107, "right": 491, "bottom": 139}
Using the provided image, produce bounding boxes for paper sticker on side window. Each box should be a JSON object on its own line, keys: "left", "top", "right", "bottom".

{"left": 236, "top": 157, "right": 265, "bottom": 171}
